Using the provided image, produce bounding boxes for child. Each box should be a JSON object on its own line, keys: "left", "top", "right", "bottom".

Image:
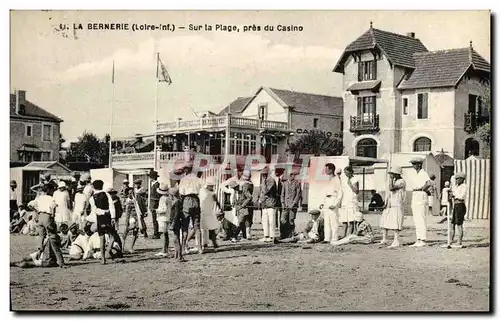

{"left": 11, "top": 236, "right": 59, "bottom": 268}
{"left": 68, "top": 223, "right": 92, "bottom": 261}
{"left": 216, "top": 212, "right": 238, "bottom": 242}
{"left": 440, "top": 181, "right": 451, "bottom": 217}
{"left": 72, "top": 185, "right": 87, "bottom": 231}
{"left": 123, "top": 187, "right": 139, "bottom": 253}
{"left": 200, "top": 177, "right": 223, "bottom": 250}
{"left": 59, "top": 223, "right": 71, "bottom": 253}
{"left": 168, "top": 187, "right": 187, "bottom": 262}
{"left": 10, "top": 205, "right": 28, "bottom": 234}
{"left": 281, "top": 209, "right": 324, "bottom": 244}
{"left": 446, "top": 172, "right": 468, "bottom": 248}
{"left": 231, "top": 180, "right": 253, "bottom": 241}
{"left": 379, "top": 165, "right": 406, "bottom": 248}
{"left": 68, "top": 223, "right": 79, "bottom": 243}
{"left": 107, "top": 188, "right": 123, "bottom": 233}
{"left": 330, "top": 218, "right": 374, "bottom": 246}
{"left": 83, "top": 224, "right": 122, "bottom": 260}
{"left": 339, "top": 166, "right": 359, "bottom": 238}
{"left": 53, "top": 181, "right": 72, "bottom": 228}
{"left": 155, "top": 183, "right": 171, "bottom": 257}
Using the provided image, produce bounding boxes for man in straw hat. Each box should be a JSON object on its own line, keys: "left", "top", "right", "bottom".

{"left": 178, "top": 162, "right": 204, "bottom": 253}
{"left": 155, "top": 182, "right": 171, "bottom": 257}
{"left": 168, "top": 186, "right": 186, "bottom": 261}
{"left": 280, "top": 168, "right": 302, "bottom": 239}
{"left": 408, "top": 157, "right": 431, "bottom": 247}
{"left": 443, "top": 172, "right": 468, "bottom": 248}
{"left": 120, "top": 178, "right": 130, "bottom": 207}
{"left": 53, "top": 181, "right": 72, "bottom": 228}
{"left": 149, "top": 170, "right": 161, "bottom": 239}
{"left": 379, "top": 165, "right": 406, "bottom": 248}
{"left": 72, "top": 184, "right": 87, "bottom": 230}
{"left": 319, "top": 162, "right": 342, "bottom": 244}
{"left": 258, "top": 166, "right": 279, "bottom": 243}
{"left": 27, "top": 184, "right": 65, "bottom": 267}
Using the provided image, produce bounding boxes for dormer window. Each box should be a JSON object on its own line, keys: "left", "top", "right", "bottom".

{"left": 258, "top": 103, "right": 268, "bottom": 121}
{"left": 358, "top": 60, "right": 377, "bottom": 81}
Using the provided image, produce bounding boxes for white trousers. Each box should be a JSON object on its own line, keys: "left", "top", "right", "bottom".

{"left": 261, "top": 208, "right": 276, "bottom": 238}
{"left": 323, "top": 208, "right": 339, "bottom": 242}
{"left": 201, "top": 229, "right": 210, "bottom": 245}
{"left": 412, "top": 192, "right": 428, "bottom": 240}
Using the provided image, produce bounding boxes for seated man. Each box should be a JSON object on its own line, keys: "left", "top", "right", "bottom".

{"left": 368, "top": 190, "right": 385, "bottom": 212}
{"left": 83, "top": 224, "right": 123, "bottom": 260}
{"left": 330, "top": 218, "right": 375, "bottom": 246}
{"left": 68, "top": 223, "right": 92, "bottom": 261}
{"left": 10, "top": 205, "right": 28, "bottom": 234}
{"left": 280, "top": 209, "right": 324, "bottom": 244}
{"left": 11, "top": 236, "right": 60, "bottom": 268}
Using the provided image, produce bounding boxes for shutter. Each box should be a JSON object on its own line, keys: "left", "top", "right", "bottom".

{"left": 372, "top": 96, "right": 377, "bottom": 115}
{"left": 417, "top": 94, "right": 422, "bottom": 119}
{"left": 423, "top": 93, "right": 428, "bottom": 119}
{"left": 468, "top": 94, "right": 476, "bottom": 114}
{"left": 358, "top": 62, "right": 363, "bottom": 81}
{"left": 357, "top": 97, "right": 362, "bottom": 116}
{"left": 372, "top": 60, "right": 377, "bottom": 80}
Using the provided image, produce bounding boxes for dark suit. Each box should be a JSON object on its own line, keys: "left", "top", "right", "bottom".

{"left": 280, "top": 178, "right": 302, "bottom": 239}
{"left": 149, "top": 180, "right": 160, "bottom": 236}
{"left": 275, "top": 176, "right": 284, "bottom": 228}
{"left": 234, "top": 186, "right": 253, "bottom": 239}
{"left": 304, "top": 218, "right": 325, "bottom": 242}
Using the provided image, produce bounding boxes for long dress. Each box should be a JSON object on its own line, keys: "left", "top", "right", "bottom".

{"left": 53, "top": 189, "right": 71, "bottom": 225}
{"left": 199, "top": 188, "right": 219, "bottom": 230}
{"left": 380, "top": 178, "right": 406, "bottom": 230}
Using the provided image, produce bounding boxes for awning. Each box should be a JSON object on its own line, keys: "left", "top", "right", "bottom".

{"left": 346, "top": 80, "right": 381, "bottom": 94}
{"left": 17, "top": 144, "right": 43, "bottom": 153}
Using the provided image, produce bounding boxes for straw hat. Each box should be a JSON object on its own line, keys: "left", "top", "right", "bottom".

{"left": 444, "top": 181, "right": 450, "bottom": 187}
{"left": 205, "top": 177, "right": 215, "bottom": 186}
{"left": 410, "top": 157, "right": 424, "bottom": 164}
{"left": 106, "top": 187, "right": 117, "bottom": 194}
{"left": 58, "top": 181, "right": 67, "bottom": 189}
{"left": 388, "top": 165, "right": 403, "bottom": 175}
{"left": 157, "top": 183, "right": 169, "bottom": 195}
{"left": 455, "top": 172, "right": 466, "bottom": 179}
{"left": 80, "top": 173, "right": 91, "bottom": 182}
{"left": 149, "top": 170, "right": 159, "bottom": 179}
{"left": 123, "top": 179, "right": 129, "bottom": 184}
{"left": 133, "top": 179, "right": 142, "bottom": 185}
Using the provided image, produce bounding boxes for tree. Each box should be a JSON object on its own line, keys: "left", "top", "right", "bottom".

{"left": 67, "top": 131, "right": 109, "bottom": 165}
{"left": 286, "top": 132, "right": 343, "bottom": 158}
{"left": 475, "top": 85, "right": 491, "bottom": 157}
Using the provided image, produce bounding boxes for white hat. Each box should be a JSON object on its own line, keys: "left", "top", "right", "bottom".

{"left": 410, "top": 157, "right": 425, "bottom": 164}
{"left": 445, "top": 181, "right": 450, "bottom": 187}
{"left": 455, "top": 172, "right": 466, "bottom": 179}
{"left": 388, "top": 165, "right": 402, "bottom": 175}
{"left": 123, "top": 179, "right": 129, "bottom": 184}
{"left": 205, "top": 177, "right": 215, "bottom": 186}
{"left": 58, "top": 181, "right": 67, "bottom": 189}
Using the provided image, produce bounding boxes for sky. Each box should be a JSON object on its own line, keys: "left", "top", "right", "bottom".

{"left": 10, "top": 10, "right": 490, "bottom": 144}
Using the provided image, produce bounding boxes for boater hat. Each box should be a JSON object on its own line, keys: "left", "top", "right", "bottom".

{"left": 455, "top": 172, "right": 466, "bottom": 179}
{"left": 58, "top": 181, "right": 67, "bottom": 189}
{"left": 157, "top": 183, "right": 169, "bottom": 195}
{"left": 388, "top": 165, "right": 403, "bottom": 175}
{"left": 410, "top": 157, "right": 424, "bottom": 164}
{"left": 133, "top": 179, "right": 142, "bottom": 185}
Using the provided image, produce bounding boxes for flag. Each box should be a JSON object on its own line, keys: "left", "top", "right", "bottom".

{"left": 157, "top": 54, "right": 172, "bottom": 85}
{"left": 112, "top": 60, "right": 115, "bottom": 84}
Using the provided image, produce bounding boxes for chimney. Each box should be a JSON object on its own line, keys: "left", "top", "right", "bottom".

{"left": 15, "top": 90, "right": 26, "bottom": 114}
{"left": 406, "top": 32, "right": 416, "bottom": 38}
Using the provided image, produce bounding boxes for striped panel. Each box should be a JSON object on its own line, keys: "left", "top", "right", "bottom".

{"left": 454, "top": 158, "right": 490, "bottom": 220}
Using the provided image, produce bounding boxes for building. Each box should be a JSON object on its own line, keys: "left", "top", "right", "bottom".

{"left": 10, "top": 90, "right": 63, "bottom": 167}
{"left": 333, "top": 23, "right": 490, "bottom": 160}
{"left": 111, "top": 86, "right": 343, "bottom": 171}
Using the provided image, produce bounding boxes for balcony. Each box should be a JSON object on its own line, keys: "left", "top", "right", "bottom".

{"left": 349, "top": 114, "right": 380, "bottom": 132}
{"left": 156, "top": 115, "right": 288, "bottom": 134}
{"left": 111, "top": 151, "right": 223, "bottom": 170}
{"left": 464, "top": 113, "right": 489, "bottom": 133}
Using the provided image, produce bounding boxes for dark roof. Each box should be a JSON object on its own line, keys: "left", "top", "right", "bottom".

{"left": 218, "top": 97, "right": 253, "bottom": 115}
{"left": 398, "top": 47, "right": 491, "bottom": 90}
{"left": 334, "top": 28, "right": 428, "bottom": 72}
{"left": 10, "top": 94, "right": 63, "bottom": 122}
{"left": 434, "top": 152, "right": 454, "bottom": 167}
{"left": 266, "top": 87, "right": 343, "bottom": 115}
{"left": 346, "top": 80, "right": 381, "bottom": 92}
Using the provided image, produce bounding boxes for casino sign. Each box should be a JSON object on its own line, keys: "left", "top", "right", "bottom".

{"left": 295, "top": 128, "right": 341, "bottom": 138}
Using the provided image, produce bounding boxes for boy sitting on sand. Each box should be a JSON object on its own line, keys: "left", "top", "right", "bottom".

{"left": 280, "top": 209, "right": 324, "bottom": 244}
{"left": 330, "top": 217, "right": 375, "bottom": 246}
{"left": 216, "top": 211, "right": 238, "bottom": 242}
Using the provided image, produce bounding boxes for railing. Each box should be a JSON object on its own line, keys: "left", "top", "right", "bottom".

{"left": 156, "top": 115, "right": 288, "bottom": 133}
{"left": 112, "top": 152, "right": 154, "bottom": 162}
{"left": 112, "top": 151, "right": 224, "bottom": 166}
{"left": 464, "top": 113, "right": 489, "bottom": 133}
{"left": 349, "top": 114, "right": 380, "bottom": 132}
{"left": 229, "top": 116, "right": 258, "bottom": 128}
{"left": 261, "top": 120, "right": 288, "bottom": 131}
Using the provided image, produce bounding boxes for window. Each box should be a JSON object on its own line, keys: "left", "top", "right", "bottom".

{"left": 340, "top": 121, "right": 344, "bottom": 132}
{"left": 42, "top": 124, "right": 53, "bottom": 142}
{"left": 403, "top": 98, "right": 409, "bottom": 115}
{"left": 417, "top": 93, "right": 428, "bottom": 119}
{"left": 413, "top": 137, "right": 431, "bottom": 152}
{"left": 25, "top": 124, "right": 32, "bottom": 137}
{"left": 356, "top": 138, "right": 377, "bottom": 158}
{"left": 313, "top": 118, "right": 319, "bottom": 128}
{"left": 357, "top": 96, "right": 376, "bottom": 122}
{"left": 258, "top": 104, "right": 268, "bottom": 121}
{"left": 358, "top": 60, "right": 377, "bottom": 81}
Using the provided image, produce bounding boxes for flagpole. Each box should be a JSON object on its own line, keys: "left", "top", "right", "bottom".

{"left": 154, "top": 52, "right": 159, "bottom": 171}
{"left": 109, "top": 60, "right": 115, "bottom": 168}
